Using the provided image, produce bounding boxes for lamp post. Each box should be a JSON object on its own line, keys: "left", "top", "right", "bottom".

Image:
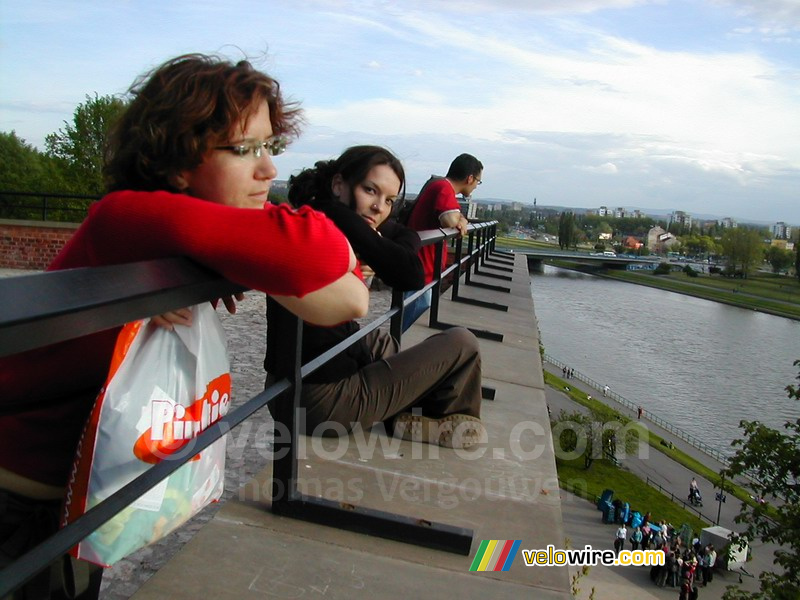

{"left": 715, "top": 473, "right": 727, "bottom": 525}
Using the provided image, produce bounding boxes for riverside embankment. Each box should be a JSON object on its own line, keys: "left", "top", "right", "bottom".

{"left": 540, "top": 359, "right": 776, "bottom": 600}
{"left": 529, "top": 264, "right": 799, "bottom": 453}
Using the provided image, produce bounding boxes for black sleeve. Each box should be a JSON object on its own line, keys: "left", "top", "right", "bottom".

{"left": 320, "top": 201, "right": 425, "bottom": 291}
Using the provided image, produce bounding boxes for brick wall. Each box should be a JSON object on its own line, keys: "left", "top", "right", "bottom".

{"left": 0, "top": 220, "right": 79, "bottom": 270}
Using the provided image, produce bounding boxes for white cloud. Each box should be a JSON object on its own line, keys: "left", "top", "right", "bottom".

{"left": 361, "top": 0, "right": 662, "bottom": 16}
{"left": 583, "top": 162, "right": 619, "bottom": 174}
{"left": 716, "top": 0, "right": 800, "bottom": 30}
{"left": 306, "top": 24, "right": 799, "bottom": 163}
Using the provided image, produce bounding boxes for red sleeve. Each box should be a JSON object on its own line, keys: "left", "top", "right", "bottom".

{"left": 50, "top": 191, "right": 352, "bottom": 297}
{"left": 431, "top": 180, "right": 460, "bottom": 216}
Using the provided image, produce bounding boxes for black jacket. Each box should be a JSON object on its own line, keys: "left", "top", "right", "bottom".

{"left": 265, "top": 202, "right": 424, "bottom": 383}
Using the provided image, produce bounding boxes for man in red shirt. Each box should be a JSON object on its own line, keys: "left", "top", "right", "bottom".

{"left": 403, "top": 153, "right": 483, "bottom": 328}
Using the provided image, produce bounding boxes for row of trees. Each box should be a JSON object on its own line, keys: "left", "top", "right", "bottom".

{"left": 1, "top": 94, "right": 127, "bottom": 220}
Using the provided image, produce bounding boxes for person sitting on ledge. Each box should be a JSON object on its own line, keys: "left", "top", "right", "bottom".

{"left": 264, "top": 145, "right": 486, "bottom": 449}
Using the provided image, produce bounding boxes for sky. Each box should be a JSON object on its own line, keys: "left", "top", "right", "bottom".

{"left": 1, "top": 0, "right": 799, "bottom": 225}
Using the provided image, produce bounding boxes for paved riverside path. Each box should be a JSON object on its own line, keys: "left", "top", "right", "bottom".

{"left": 128, "top": 253, "right": 573, "bottom": 599}
{"left": 541, "top": 362, "right": 778, "bottom": 599}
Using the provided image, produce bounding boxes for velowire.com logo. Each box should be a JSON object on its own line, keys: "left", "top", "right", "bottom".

{"left": 469, "top": 540, "right": 521, "bottom": 572}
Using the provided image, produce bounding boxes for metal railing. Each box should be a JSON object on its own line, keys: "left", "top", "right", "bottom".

{"left": 0, "top": 220, "right": 500, "bottom": 596}
{"left": 543, "top": 354, "right": 732, "bottom": 465}
{"left": 645, "top": 477, "right": 715, "bottom": 524}
{"left": 0, "top": 191, "right": 100, "bottom": 222}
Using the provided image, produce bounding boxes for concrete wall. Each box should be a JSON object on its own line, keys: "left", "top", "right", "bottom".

{"left": 0, "top": 219, "right": 78, "bottom": 270}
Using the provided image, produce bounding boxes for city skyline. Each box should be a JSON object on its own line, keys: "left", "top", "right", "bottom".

{"left": 1, "top": 0, "right": 798, "bottom": 225}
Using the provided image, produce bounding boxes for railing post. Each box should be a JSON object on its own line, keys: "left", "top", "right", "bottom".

{"left": 271, "top": 316, "right": 303, "bottom": 511}
{"left": 450, "top": 234, "right": 464, "bottom": 300}
{"left": 427, "top": 237, "right": 445, "bottom": 327}
{"left": 471, "top": 228, "right": 480, "bottom": 276}
{"left": 389, "top": 287, "right": 404, "bottom": 343}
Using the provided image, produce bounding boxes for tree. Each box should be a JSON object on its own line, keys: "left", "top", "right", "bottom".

{"left": 551, "top": 409, "right": 642, "bottom": 470}
{"left": 796, "top": 245, "right": 800, "bottom": 282}
{"left": 0, "top": 131, "right": 78, "bottom": 220}
{"left": 558, "top": 211, "right": 576, "bottom": 250}
{"left": 681, "top": 234, "right": 716, "bottom": 259}
{"left": 653, "top": 262, "right": 672, "bottom": 275}
{"left": 45, "top": 93, "right": 127, "bottom": 195}
{"left": 720, "top": 228, "right": 764, "bottom": 278}
{"left": 765, "top": 246, "right": 794, "bottom": 274}
{"left": 0, "top": 131, "right": 55, "bottom": 191}
{"left": 722, "top": 360, "right": 800, "bottom": 600}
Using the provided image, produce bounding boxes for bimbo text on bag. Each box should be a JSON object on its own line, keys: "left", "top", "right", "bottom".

{"left": 62, "top": 303, "right": 230, "bottom": 566}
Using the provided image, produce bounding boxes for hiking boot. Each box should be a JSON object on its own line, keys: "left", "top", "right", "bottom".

{"left": 392, "top": 413, "right": 487, "bottom": 449}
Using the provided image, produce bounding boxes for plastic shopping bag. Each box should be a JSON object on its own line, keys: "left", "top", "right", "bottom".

{"left": 62, "top": 303, "right": 230, "bottom": 566}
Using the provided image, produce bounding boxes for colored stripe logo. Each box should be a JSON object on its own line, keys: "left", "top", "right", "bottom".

{"left": 469, "top": 540, "right": 521, "bottom": 572}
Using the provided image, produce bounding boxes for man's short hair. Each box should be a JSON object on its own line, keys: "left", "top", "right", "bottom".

{"left": 446, "top": 153, "right": 483, "bottom": 181}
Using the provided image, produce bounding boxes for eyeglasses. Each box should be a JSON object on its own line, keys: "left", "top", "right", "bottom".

{"left": 474, "top": 177, "right": 482, "bottom": 185}
{"left": 214, "top": 136, "right": 288, "bottom": 158}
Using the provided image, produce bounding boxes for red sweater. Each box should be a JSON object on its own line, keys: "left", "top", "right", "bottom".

{"left": 0, "top": 190, "right": 352, "bottom": 486}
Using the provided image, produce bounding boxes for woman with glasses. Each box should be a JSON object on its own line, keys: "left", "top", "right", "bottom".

{"left": 0, "top": 53, "right": 367, "bottom": 599}
{"left": 265, "top": 145, "right": 485, "bottom": 450}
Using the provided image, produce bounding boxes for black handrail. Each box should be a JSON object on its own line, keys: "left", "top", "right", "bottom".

{"left": 0, "top": 220, "right": 498, "bottom": 596}
{"left": 0, "top": 191, "right": 100, "bottom": 222}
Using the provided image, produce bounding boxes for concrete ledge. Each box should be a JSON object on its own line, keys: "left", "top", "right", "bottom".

{"left": 131, "top": 254, "right": 570, "bottom": 599}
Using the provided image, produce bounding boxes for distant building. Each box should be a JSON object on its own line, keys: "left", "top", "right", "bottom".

{"left": 598, "top": 206, "right": 609, "bottom": 217}
{"left": 614, "top": 207, "right": 626, "bottom": 218}
{"left": 458, "top": 197, "right": 478, "bottom": 219}
{"left": 647, "top": 226, "right": 678, "bottom": 254}
{"left": 511, "top": 202, "right": 524, "bottom": 212}
{"left": 647, "top": 226, "right": 666, "bottom": 249}
{"left": 623, "top": 236, "right": 643, "bottom": 250}
{"left": 771, "top": 239, "right": 790, "bottom": 250}
{"left": 720, "top": 217, "right": 737, "bottom": 229}
{"left": 669, "top": 210, "right": 692, "bottom": 229}
{"left": 659, "top": 233, "right": 679, "bottom": 250}
{"left": 598, "top": 232, "right": 613, "bottom": 241}
{"left": 772, "top": 222, "right": 792, "bottom": 240}
{"left": 630, "top": 210, "right": 645, "bottom": 219}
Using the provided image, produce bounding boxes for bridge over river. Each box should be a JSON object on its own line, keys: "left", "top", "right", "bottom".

{"left": 492, "top": 245, "right": 659, "bottom": 272}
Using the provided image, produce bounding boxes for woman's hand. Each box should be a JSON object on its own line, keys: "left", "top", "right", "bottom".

{"left": 151, "top": 308, "right": 193, "bottom": 331}
{"left": 359, "top": 262, "right": 376, "bottom": 280}
{"left": 151, "top": 292, "right": 245, "bottom": 330}
{"left": 219, "top": 292, "right": 246, "bottom": 315}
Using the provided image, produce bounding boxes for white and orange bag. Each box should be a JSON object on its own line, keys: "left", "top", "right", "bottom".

{"left": 62, "top": 303, "right": 230, "bottom": 566}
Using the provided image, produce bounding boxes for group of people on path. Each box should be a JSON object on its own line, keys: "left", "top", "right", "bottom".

{"left": 0, "top": 52, "right": 489, "bottom": 599}
{"left": 658, "top": 540, "right": 718, "bottom": 599}
{"left": 614, "top": 518, "right": 718, "bottom": 598}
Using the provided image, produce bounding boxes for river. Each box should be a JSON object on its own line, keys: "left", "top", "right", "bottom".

{"left": 530, "top": 264, "right": 799, "bottom": 456}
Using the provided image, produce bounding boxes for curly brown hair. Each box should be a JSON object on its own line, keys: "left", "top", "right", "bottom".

{"left": 104, "top": 53, "right": 303, "bottom": 192}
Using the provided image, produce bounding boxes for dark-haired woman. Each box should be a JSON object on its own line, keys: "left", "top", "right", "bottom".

{"left": 0, "top": 53, "right": 367, "bottom": 598}
{"left": 265, "top": 145, "right": 485, "bottom": 449}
